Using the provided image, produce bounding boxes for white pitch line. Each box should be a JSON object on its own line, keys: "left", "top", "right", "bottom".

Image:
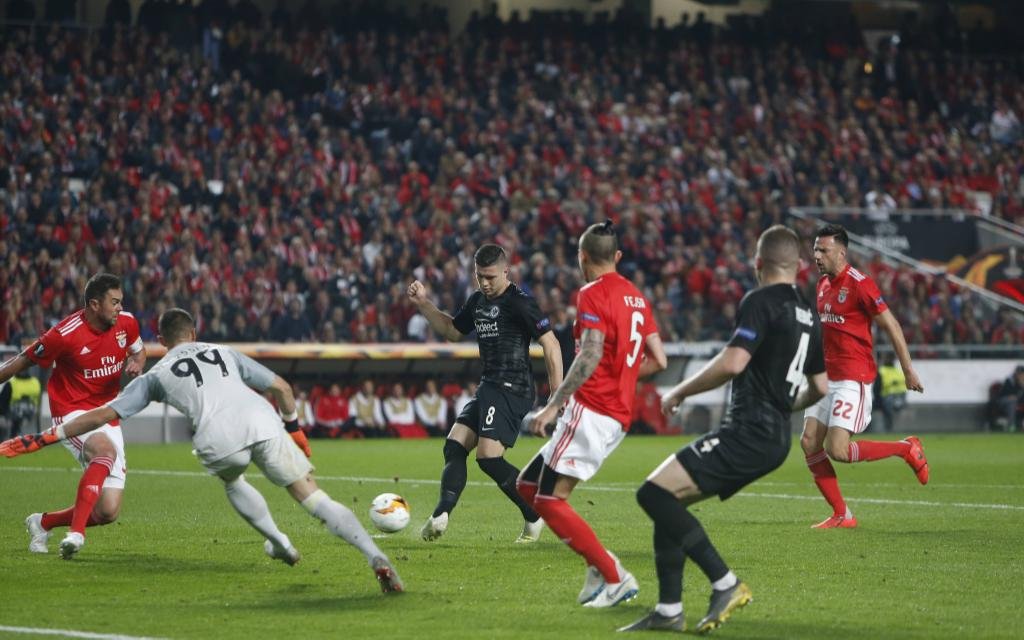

{"left": 3, "top": 466, "right": 1023, "bottom": 511}
{"left": 0, "top": 625, "right": 167, "bottom": 640}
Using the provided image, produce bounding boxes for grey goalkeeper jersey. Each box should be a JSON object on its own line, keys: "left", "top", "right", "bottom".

{"left": 108, "top": 341, "right": 281, "bottom": 462}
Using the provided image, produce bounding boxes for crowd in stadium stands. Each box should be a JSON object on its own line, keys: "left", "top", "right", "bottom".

{"left": 1, "top": 0, "right": 1023, "bottom": 360}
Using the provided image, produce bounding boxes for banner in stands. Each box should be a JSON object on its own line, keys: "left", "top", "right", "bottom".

{"left": 835, "top": 215, "right": 979, "bottom": 266}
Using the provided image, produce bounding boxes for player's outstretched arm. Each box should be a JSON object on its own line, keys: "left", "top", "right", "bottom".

{"left": 792, "top": 372, "right": 829, "bottom": 412}
{"left": 266, "top": 375, "right": 311, "bottom": 457}
{"left": 874, "top": 310, "right": 924, "bottom": 392}
{"left": 637, "top": 332, "right": 668, "bottom": 379}
{"left": 0, "top": 406, "right": 119, "bottom": 458}
{"left": 407, "top": 280, "right": 463, "bottom": 341}
{"left": 661, "top": 346, "right": 751, "bottom": 416}
{"left": 525, "top": 328, "right": 604, "bottom": 436}
{"left": 0, "top": 352, "right": 32, "bottom": 386}
{"left": 537, "top": 331, "right": 564, "bottom": 392}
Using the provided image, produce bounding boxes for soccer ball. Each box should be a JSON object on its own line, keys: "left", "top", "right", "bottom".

{"left": 369, "top": 493, "right": 411, "bottom": 533}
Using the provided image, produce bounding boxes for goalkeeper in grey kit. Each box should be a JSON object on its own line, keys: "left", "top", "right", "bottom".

{"left": 0, "top": 308, "right": 404, "bottom": 593}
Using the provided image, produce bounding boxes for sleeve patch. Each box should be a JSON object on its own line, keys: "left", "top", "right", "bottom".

{"left": 33, "top": 343, "right": 45, "bottom": 357}
{"left": 581, "top": 312, "right": 600, "bottom": 323}
{"left": 536, "top": 318, "right": 551, "bottom": 331}
{"left": 733, "top": 327, "right": 757, "bottom": 341}
{"left": 874, "top": 296, "right": 885, "bottom": 306}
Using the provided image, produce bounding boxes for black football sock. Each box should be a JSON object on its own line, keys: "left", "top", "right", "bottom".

{"left": 638, "top": 481, "right": 730, "bottom": 592}
{"left": 433, "top": 439, "right": 469, "bottom": 518}
{"left": 478, "top": 456, "right": 541, "bottom": 522}
{"left": 638, "top": 481, "right": 686, "bottom": 603}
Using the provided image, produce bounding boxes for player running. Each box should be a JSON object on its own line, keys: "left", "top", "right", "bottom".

{"left": 519, "top": 220, "right": 668, "bottom": 608}
{"left": 801, "top": 224, "right": 928, "bottom": 530}
{"left": 0, "top": 273, "right": 145, "bottom": 559}
{"left": 621, "top": 225, "right": 828, "bottom": 634}
{"left": 0, "top": 308, "right": 403, "bottom": 593}
{"left": 408, "top": 244, "right": 563, "bottom": 543}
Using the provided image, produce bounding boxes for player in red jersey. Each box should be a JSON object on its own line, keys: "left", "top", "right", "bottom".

{"left": 518, "top": 221, "right": 668, "bottom": 608}
{"left": 801, "top": 224, "right": 928, "bottom": 529}
{"left": 0, "top": 273, "right": 145, "bottom": 558}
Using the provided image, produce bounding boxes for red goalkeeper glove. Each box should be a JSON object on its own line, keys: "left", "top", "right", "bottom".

{"left": 0, "top": 427, "right": 61, "bottom": 458}
{"left": 284, "top": 419, "right": 311, "bottom": 458}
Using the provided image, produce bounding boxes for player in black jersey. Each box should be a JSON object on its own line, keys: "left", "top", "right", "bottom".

{"left": 408, "top": 244, "right": 563, "bottom": 543}
{"left": 621, "top": 225, "right": 829, "bottom": 635}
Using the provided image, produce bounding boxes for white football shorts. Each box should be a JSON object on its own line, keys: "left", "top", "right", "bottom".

{"left": 205, "top": 430, "right": 314, "bottom": 487}
{"left": 539, "top": 396, "right": 627, "bottom": 481}
{"left": 58, "top": 411, "right": 127, "bottom": 490}
{"left": 804, "top": 379, "right": 874, "bottom": 433}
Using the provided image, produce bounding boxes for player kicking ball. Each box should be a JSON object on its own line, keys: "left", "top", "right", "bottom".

{"left": 621, "top": 226, "right": 828, "bottom": 633}
{"left": 0, "top": 309, "right": 403, "bottom": 594}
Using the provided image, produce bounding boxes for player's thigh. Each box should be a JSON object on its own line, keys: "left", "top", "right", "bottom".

{"left": 539, "top": 397, "right": 625, "bottom": 482}
{"left": 800, "top": 415, "right": 828, "bottom": 453}
{"left": 823, "top": 380, "right": 873, "bottom": 434}
{"left": 475, "top": 383, "right": 532, "bottom": 450}
{"left": 646, "top": 454, "right": 703, "bottom": 503}
{"left": 206, "top": 448, "right": 253, "bottom": 483}
{"left": 60, "top": 418, "right": 127, "bottom": 490}
{"left": 447, "top": 422, "right": 478, "bottom": 451}
{"left": 251, "top": 432, "right": 315, "bottom": 487}
{"left": 802, "top": 391, "right": 831, "bottom": 444}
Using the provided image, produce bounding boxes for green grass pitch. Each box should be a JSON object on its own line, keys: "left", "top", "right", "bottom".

{"left": 0, "top": 434, "right": 1020, "bottom": 639}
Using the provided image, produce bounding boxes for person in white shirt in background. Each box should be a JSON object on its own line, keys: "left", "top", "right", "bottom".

{"left": 415, "top": 379, "right": 448, "bottom": 437}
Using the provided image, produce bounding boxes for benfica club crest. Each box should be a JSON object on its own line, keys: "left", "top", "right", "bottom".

{"left": 837, "top": 287, "right": 849, "bottom": 304}
{"left": 116, "top": 330, "right": 127, "bottom": 348}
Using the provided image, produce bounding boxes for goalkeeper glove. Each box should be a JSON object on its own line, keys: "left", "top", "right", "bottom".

{"left": 284, "top": 418, "right": 311, "bottom": 458}
{"left": 0, "top": 426, "right": 62, "bottom": 458}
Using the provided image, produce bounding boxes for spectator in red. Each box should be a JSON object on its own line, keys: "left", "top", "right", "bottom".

{"left": 314, "top": 383, "right": 349, "bottom": 438}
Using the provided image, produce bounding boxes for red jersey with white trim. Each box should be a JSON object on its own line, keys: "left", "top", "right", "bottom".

{"left": 25, "top": 311, "right": 143, "bottom": 420}
{"left": 573, "top": 272, "right": 658, "bottom": 427}
{"left": 816, "top": 264, "right": 888, "bottom": 383}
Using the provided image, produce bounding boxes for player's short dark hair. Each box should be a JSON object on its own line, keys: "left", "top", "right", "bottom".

{"left": 84, "top": 273, "right": 122, "bottom": 305}
{"left": 816, "top": 223, "right": 849, "bottom": 247}
{"left": 474, "top": 244, "right": 507, "bottom": 267}
{"left": 159, "top": 308, "right": 195, "bottom": 343}
{"left": 580, "top": 220, "right": 618, "bottom": 265}
{"left": 757, "top": 225, "right": 801, "bottom": 272}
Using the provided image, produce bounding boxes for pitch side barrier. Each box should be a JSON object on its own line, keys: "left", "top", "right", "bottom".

{"left": 17, "top": 343, "right": 1014, "bottom": 442}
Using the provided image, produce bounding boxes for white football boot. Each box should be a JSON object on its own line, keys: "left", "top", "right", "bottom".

{"left": 515, "top": 518, "right": 544, "bottom": 544}
{"left": 264, "top": 537, "right": 301, "bottom": 566}
{"left": 58, "top": 531, "right": 85, "bottom": 560}
{"left": 25, "top": 513, "right": 51, "bottom": 554}
{"left": 420, "top": 512, "right": 448, "bottom": 541}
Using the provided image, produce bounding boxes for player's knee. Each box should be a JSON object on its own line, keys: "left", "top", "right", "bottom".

{"left": 636, "top": 481, "right": 673, "bottom": 518}
{"left": 635, "top": 481, "right": 658, "bottom": 514}
{"left": 825, "top": 439, "right": 850, "bottom": 462}
{"left": 84, "top": 437, "right": 117, "bottom": 461}
{"left": 476, "top": 455, "right": 505, "bottom": 479}
{"left": 92, "top": 502, "right": 120, "bottom": 524}
{"left": 799, "top": 429, "right": 823, "bottom": 455}
{"left": 442, "top": 439, "right": 469, "bottom": 464}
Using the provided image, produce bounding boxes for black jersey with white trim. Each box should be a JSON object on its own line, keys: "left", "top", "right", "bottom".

{"left": 452, "top": 284, "right": 551, "bottom": 400}
{"left": 722, "top": 283, "right": 825, "bottom": 443}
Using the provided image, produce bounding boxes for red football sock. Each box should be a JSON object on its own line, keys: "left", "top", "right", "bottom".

{"left": 848, "top": 440, "right": 910, "bottom": 463}
{"left": 40, "top": 508, "right": 104, "bottom": 531}
{"left": 516, "top": 479, "right": 538, "bottom": 506}
{"left": 69, "top": 457, "right": 114, "bottom": 534}
{"left": 533, "top": 494, "right": 620, "bottom": 582}
{"left": 806, "top": 451, "right": 848, "bottom": 517}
